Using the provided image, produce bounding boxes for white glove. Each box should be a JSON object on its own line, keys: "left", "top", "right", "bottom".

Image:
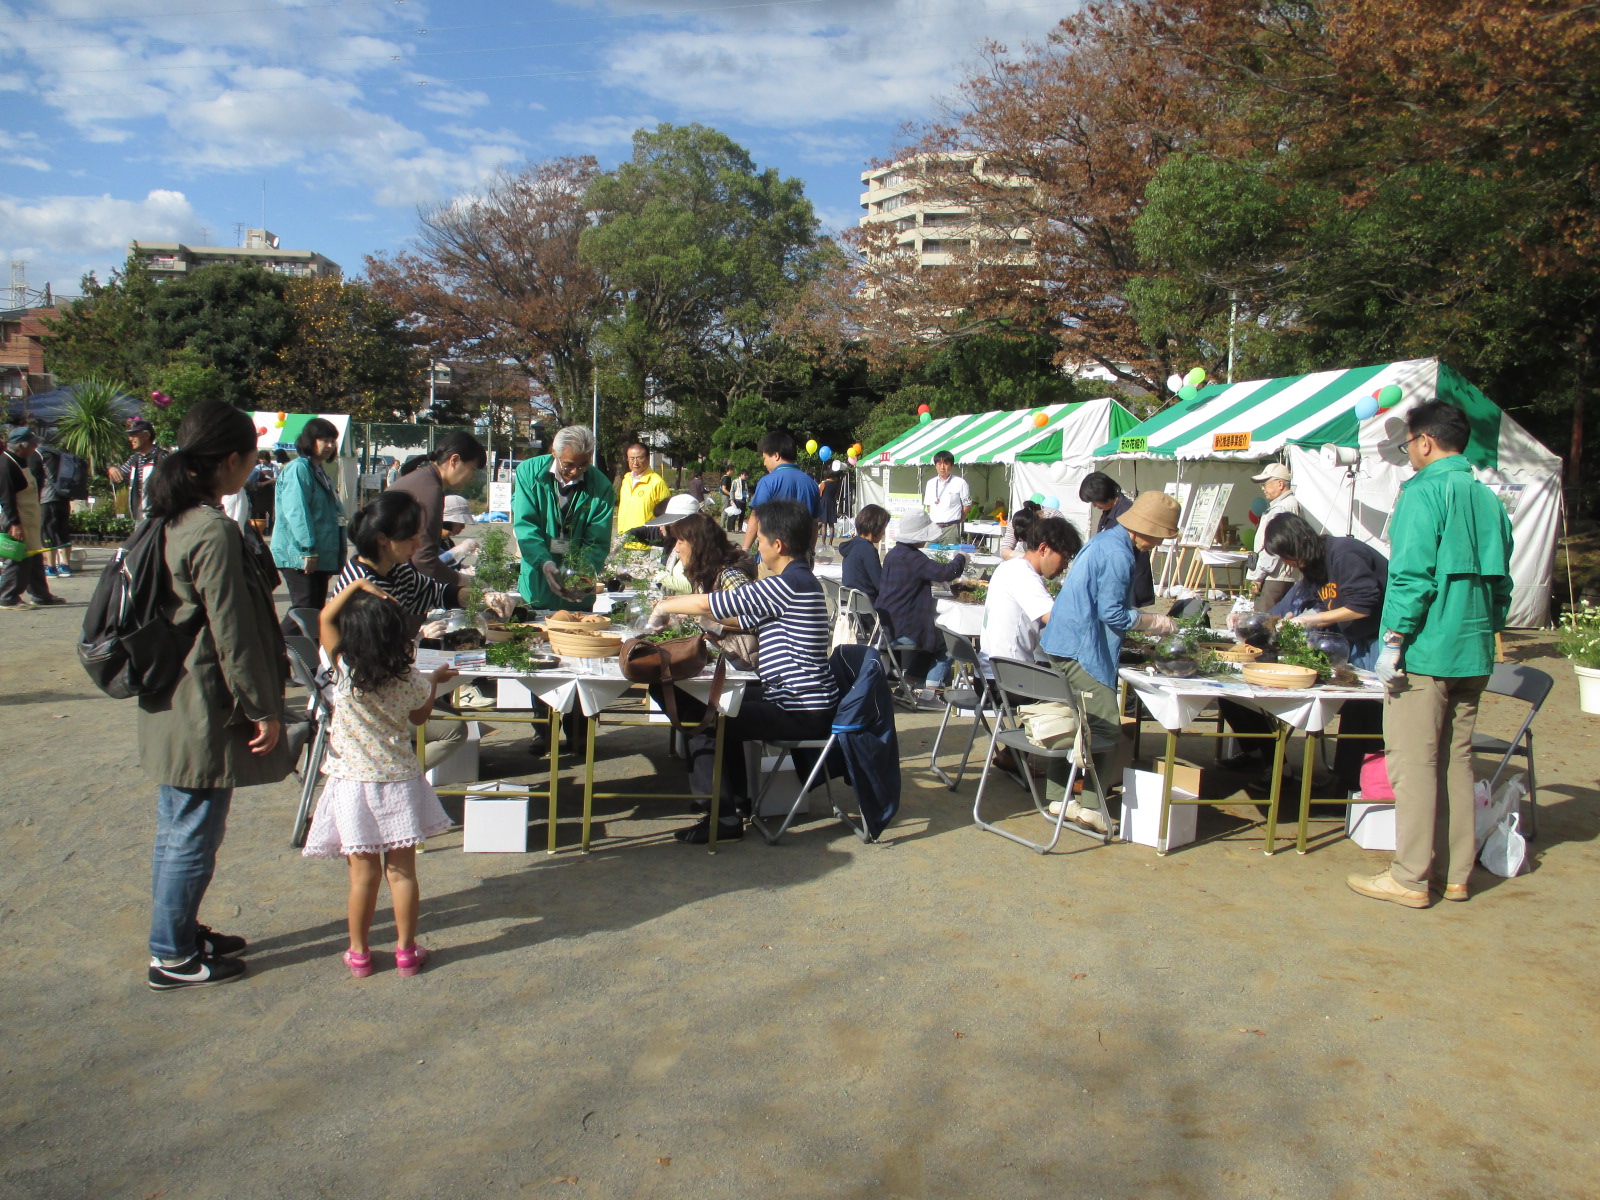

{"left": 1133, "top": 612, "right": 1178, "bottom": 636}
{"left": 540, "top": 560, "right": 569, "bottom": 598}
{"left": 481, "top": 591, "right": 518, "bottom": 621}
{"left": 1375, "top": 642, "right": 1404, "bottom": 686}
{"left": 645, "top": 605, "right": 671, "bottom": 632}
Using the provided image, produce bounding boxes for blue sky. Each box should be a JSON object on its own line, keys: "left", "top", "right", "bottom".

{"left": 0, "top": 0, "right": 1074, "bottom": 298}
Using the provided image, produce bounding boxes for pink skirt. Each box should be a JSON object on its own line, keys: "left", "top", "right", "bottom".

{"left": 302, "top": 775, "right": 452, "bottom": 858}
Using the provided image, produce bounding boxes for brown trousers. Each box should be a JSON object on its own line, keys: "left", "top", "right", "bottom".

{"left": 1384, "top": 672, "right": 1487, "bottom": 891}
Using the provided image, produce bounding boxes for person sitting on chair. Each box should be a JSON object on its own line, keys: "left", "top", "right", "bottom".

{"left": 838, "top": 503, "right": 889, "bottom": 601}
{"left": 876, "top": 510, "right": 968, "bottom": 706}
{"left": 647, "top": 500, "right": 838, "bottom": 844}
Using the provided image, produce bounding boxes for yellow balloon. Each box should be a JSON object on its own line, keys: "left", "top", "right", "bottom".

{"left": 805, "top": 439, "right": 819, "bottom": 456}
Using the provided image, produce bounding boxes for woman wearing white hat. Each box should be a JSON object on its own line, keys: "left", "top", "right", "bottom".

{"left": 1247, "top": 462, "right": 1301, "bottom": 613}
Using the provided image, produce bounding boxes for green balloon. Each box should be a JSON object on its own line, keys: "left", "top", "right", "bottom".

{"left": 919, "top": 411, "right": 932, "bottom": 424}
{"left": 1178, "top": 384, "right": 1199, "bottom": 401}
{"left": 1186, "top": 366, "right": 1207, "bottom": 387}
{"left": 1378, "top": 384, "right": 1403, "bottom": 407}
{"left": 1030, "top": 492, "right": 1045, "bottom": 504}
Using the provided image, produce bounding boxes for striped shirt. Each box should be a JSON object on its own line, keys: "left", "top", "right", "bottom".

{"left": 707, "top": 560, "right": 836, "bottom": 712}
{"left": 335, "top": 557, "right": 459, "bottom": 617}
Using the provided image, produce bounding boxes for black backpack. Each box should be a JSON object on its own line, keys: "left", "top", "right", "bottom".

{"left": 78, "top": 518, "right": 186, "bottom": 700}
{"left": 54, "top": 450, "right": 89, "bottom": 502}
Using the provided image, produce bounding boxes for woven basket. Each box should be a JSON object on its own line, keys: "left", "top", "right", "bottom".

{"left": 1199, "top": 641, "right": 1264, "bottom": 664}
{"left": 1242, "top": 662, "right": 1319, "bottom": 690}
{"left": 545, "top": 613, "right": 613, "bottom": 634}
{"left": 547, "top": 628, "right": 623, "bottom": 659}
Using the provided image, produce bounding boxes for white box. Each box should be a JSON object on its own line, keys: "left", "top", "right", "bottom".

{"left": 462, "top": 781, "right": 530, "bottom": 853}
{"left": 754, "top": 753, "right": 814, "bottom": 818}
{"left": 496, "top": 678, "right": 535, "bottom": 709}
{"left": 425, "top": 721, "right": 481, "bottom": 788}
{"left": 1346, "top": 802, "right": 1396, "bottom": 851}
{"left": 1120, "top": 768, "right": 1199, "bottom": 852}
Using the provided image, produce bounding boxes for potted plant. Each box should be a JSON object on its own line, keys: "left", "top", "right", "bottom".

{"left": 1557, "top": 601, "right": 1600, "bottom": 714}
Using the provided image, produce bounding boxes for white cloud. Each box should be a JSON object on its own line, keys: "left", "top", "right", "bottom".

{"left": 0, "top": 187, "right": 202, "bottom": 289}
{"left": 0, "top": 132, "right": 51, "bottom": 172}
{"left": 547, "top": 114, "right": 659, "bottom": 150}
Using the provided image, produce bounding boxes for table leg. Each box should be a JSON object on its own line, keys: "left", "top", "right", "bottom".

{"left": 581, "top": 715, "right": 597, "bottom": 853}
{"left": 546, "top": 706, "right": 561, "bottom": 854}
{"left": 1156, "top": 729, "right": 1178, "bottom": 856}
{"left": 707, "top": 711, "right": 726, "bottom": 855}
{"left": 1296, "top": 732, "right": 1318, "bottom": 854}
{"left": 1262, "top": 723, "right": 1289, "bottom": 855}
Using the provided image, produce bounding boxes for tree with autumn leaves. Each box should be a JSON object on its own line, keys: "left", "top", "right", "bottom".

{"left": 854, "top": 0, "right": 1599, "bottom": 498}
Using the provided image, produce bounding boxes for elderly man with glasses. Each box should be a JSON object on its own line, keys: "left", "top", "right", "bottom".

{"left": 512, "top": 425, "right": 616, "bottom": 611}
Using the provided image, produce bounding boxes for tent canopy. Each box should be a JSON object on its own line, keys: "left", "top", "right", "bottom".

{"left": 1092, "top": 358, "right": 1513, "bottom": 468}
{"left": 868, "top": 398, "right": 1138, "bottom": 467}
{"left": 7, "top": 384, "right": 141, "bottom": 426}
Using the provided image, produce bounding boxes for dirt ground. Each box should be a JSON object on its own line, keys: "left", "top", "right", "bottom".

{"left": 3, "top": 549, "right": 1597, "bottom": 1200}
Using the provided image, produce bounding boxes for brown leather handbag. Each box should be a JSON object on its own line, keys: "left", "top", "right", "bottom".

{"left": 618, "top": 633, "right": 726, "bottom": 734}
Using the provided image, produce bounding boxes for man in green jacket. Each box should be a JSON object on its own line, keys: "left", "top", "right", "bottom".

{"left": 1348, "top": 400, "right": 1513, "bottom": 909}
{"left": 512, "top": 425, "right": 615, "bottom": 610}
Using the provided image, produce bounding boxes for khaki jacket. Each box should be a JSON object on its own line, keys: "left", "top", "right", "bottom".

{"left": 138, "top": 505, "right": 293, "bottom": 788}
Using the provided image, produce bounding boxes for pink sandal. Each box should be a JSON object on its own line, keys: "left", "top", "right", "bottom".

{"left": 344, "top": 949, "right": 373, "bottom": 978}
{"left": 394, "top": 945, "right": 429, "bottom": 977}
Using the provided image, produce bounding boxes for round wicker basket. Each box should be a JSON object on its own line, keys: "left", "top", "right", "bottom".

{"left": 547, "top": 628, "right": 623, "bottom": 659}
{"left": 1242, "top": 662, "right": 1319, "bottom": 690}
{"left": 1199, "top": 640, "right": 1264, "bottom": 664}
{"left": 545, "top": 613, "right": 613, "bottom": 634}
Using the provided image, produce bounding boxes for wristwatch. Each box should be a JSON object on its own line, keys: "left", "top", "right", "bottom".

{"left": 1383, "top": 631, "right": 1405, "bottom": 647}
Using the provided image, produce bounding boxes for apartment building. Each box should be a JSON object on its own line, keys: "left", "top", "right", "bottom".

{"left": 130, "top": 228, "right": 340, "bottom": 280}
{"left": 858, "top": 153, "right": 1034, "bottom": 268}
{"left": 0, "top": 305, "right": 58, "bottom": 399}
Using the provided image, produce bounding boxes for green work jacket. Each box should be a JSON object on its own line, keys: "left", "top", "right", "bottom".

{"left": 511, "top": 455, "right": 616, "bottom": 610}
{"left": 1380, "top": 455, "right": 1513, "bottom": 679}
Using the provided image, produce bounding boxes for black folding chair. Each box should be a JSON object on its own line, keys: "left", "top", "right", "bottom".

{"left": 286, "top": 606, "right": 322, "bottom": 641}
{"left": 838, "top": 586, "right": 919, "bottom": 711}
{"left": 972, "top": 656, "right": 1116, "bottom": 854}
{"left": 928, "top": 629, "right": 996, "bottom": 789}
{"left": 1472, "top": 662, "right": 1553, "bottom": 838}
{"left": 284, "top": 635, "right": 334, "bottom": 849}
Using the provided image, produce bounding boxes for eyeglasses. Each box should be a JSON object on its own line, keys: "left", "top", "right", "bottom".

{"left": 555, "top": 457, "right": 588, "bottom": 477}
{"left": 1400, "top": 433, "right": 1426, "bottom": 449}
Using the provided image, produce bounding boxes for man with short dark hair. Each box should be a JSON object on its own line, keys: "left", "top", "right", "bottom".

{"left": 1078, "top": 471, "right": 1154, "bottom": 607}
{"left": 923, "top": 450, "right": 972, "bottom": 545}
{"left": 108, "top": 418, "right": 167, "bottom": 523}
{"left": 742, "top": 431, "right": 822, "bottom": 554}
{"left": 1348, "top": 401, "right": 1514, "bottom": 909}
{"left": 0, "top": 427, "right": 65, "bottom": 609}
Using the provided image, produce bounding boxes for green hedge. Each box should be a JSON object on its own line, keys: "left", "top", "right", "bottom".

{"left": 70, "top": 508, "right": 134, "bottom": 540}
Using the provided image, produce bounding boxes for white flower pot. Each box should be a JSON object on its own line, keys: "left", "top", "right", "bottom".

{"left": 1577, "top": 665, "right": 1600, "bottom": 716}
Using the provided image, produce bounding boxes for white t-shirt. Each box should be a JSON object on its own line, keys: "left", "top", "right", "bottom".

{"left": 982, "top": 557, "right": 1056, "bottom": 666}
{"left": 923, "top": 474, "right": 971, "bottom": 524}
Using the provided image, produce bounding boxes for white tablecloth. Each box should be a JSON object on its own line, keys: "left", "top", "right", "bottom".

{"left": 1197, "top": 549, "right": 1249, "bottom": 567}
{"left": 963, "top": 521, "right": 1004, "bottom": 539}
{"left": 1118, "top": 667, "right": 1382, "bottom": 733}
{"left": 486, "top": 662, "right": 757, "bottom": 718}
{"left": 813, "top": 562, "right": 843, "bottom": 580}
{"left": 935, "top": 597, "right": 985, "bottom": 638}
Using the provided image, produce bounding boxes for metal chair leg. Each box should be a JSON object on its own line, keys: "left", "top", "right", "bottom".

{"left": 290, "top": 721, "right": 329, "bottom": 848}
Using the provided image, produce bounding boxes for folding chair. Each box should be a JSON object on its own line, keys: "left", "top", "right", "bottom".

{"left": 286, "top": 606, "right": 321, "bottom": 641}
{"left": 749, "top": 645, "right": 899, "bottom": 845}
{"left": 1472, "top": 662, "right": 1553, "bottom": 839}
{"left": 972, "top": 656, "right": 1117, "bottom": 854}
{"left": 838, "top": 586, "right": 919, "bottom": 710}
{"left": 284, "top": 635, "right": 334, "bottom": 849}
{"left": 928, "top": 629, "right": 997, "bottom": 789}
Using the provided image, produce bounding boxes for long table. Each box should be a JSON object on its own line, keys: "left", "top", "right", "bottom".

{"left": 1118, "top": 667, "right": 1385, "bottom": 855}
{"left": 416, "top": 651, "right": 760, "bottom": 854}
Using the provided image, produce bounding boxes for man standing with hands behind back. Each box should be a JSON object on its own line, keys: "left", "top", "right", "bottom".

{"left": 922, "top": 451, "right": 972, "bottom": 545}
{"left": 1347, "top": 401, "right": 1513, "bottom": 909}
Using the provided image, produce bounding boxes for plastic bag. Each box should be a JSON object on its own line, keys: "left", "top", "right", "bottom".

{"left": 1475, "top": 773, "right": 1526, "bottom": 852}
{"left": 1017, "top": 702, "right": 1079, "bottom": 750}
{"left": 1480, "top": 810, "right": 1526, "bottom": 877}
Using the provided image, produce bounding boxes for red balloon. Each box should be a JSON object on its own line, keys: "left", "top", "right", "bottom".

{"left": 256, "top": 426, "right": 267, "bottom": 436}
{"left": 1248, "top": 511, "right": 1262, "bottom": 526}
{"left": 916, "top": 404, "right": 931, "bottom": 415}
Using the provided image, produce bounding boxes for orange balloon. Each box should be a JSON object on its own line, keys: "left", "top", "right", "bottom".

{"left": 1032, "top": 411, "right": 1049, "bottom": 427}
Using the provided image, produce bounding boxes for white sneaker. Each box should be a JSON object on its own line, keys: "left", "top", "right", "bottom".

{"left": 455, "top": 683, "right": 495, "bottom": 711}
{"left": 1070, "top": 804, "right": 1109, "bottom": 834}
{"left": 1048, "top": 799, "right": 1067, "bottom": 817}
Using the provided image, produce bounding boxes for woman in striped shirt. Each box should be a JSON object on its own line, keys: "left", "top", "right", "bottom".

{"left": 649, "top": 500, "right": 838, "bottom": 843}
{"left": 334, "top": 491, "right": 461, "bottom": 627}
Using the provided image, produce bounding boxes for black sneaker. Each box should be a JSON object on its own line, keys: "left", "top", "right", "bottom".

{"left": 148, "top": 953, "right": 248, "bottom": 991}
{"left": 195, "top": 923, "right": 248, "bottom": 957}
{"left": 673, "top": 816, "right": 745, "bottom": 844}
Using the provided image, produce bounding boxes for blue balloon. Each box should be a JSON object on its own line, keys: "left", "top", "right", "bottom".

{"left": 1354, "top": 395, "right": 1379, "bottom": 421}
{"left": 1044, "top": 496, "right": 1061, "bottom": 509}
{"left": 819, "top": 446, "right": 833, "bottom": 461}
{"left": 1249, "top": 496, "right": 1270, "bottom": 516}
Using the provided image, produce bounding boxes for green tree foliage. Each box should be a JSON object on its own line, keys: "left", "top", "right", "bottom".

{"left": 579, "top": 124, "right": 832, "bottom": 461}
{"left": 708, "top": 393, "right": 771, "bottom": 477}
{"left": 41, "top": 260, "right": 161, "bottom": 387}
{"left": 258, "top": 275, "right": 421, "bottom": 419}
{"left": 147, "top": 350, "right": 226, "bottom": 446}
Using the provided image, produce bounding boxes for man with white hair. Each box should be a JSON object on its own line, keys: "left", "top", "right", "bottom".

{"left": 1247, "top": 462, "right": 1301, "bottom": 613}
{"left": 511, "top": 425, "right": 615, "bottom": 611}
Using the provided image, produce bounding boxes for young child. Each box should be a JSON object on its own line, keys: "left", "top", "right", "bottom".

{"left": 302, "top": 578, "right": 457, "bottom": 978}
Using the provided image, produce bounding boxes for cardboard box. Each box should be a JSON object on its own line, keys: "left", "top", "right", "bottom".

{"left": 462, "top": 781, "right": 530, "bottom": 853}
{"left": 1120, "top": 767, "right": 1199, "bottom": 852}
{"left": 1144, "top": 757, "right": 1205, "bottom": 798}
{"left": 1346, "top": 802, "right": 1396, "bottom": 851}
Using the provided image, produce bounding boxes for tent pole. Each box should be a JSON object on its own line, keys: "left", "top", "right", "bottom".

{"left": 1227, "top": 291, "right": 1238, "bottom": 384}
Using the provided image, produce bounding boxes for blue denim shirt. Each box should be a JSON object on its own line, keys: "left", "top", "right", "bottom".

{"left": 1038, "top": 523, "right": 1139, "bottom": 688}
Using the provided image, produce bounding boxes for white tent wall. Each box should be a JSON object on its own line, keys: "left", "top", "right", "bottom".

{"left": 1010, "top": 460, "right": 1098, "bottom": 541}
{"left": 853, "top": 461, "right": 1011, "bottom": 542}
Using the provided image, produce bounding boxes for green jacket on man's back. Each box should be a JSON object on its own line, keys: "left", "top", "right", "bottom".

{"left": 1380, "top": 455, "right": 1513, "bottom": 678}
{"left": 511, "top": 455, "right": 615, "bottom": 609}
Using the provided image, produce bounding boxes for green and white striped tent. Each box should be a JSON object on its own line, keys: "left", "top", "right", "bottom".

{"left": 857, "top": 397, "right": 1139, "bottom": 538}
{"left": 1092, "top": 359, "right": 1561, "bottom": 626}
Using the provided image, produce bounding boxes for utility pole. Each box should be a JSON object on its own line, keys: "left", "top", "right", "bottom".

{"left": 421, "top": 358, "right": 433, "bottom": 425}
{"left": 591, "top": 374, "right": 598, "bottom": 434}
{"left": 1227, "top": 291, "right": 1238, "bottom": 384}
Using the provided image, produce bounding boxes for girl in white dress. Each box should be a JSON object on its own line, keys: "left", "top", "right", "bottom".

{"left": 303, "top": 578, "right": 457, "bottom": 978}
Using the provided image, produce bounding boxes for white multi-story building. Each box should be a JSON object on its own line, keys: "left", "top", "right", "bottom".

{"left": 130, "top": 228, "right": 340, "bottom": 280}
{"left": 858, "top": 154, "right": 1034, "bottom": 268}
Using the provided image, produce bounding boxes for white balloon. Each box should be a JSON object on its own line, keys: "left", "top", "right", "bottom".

{"left": 1166, "top": 374, "right": 1185, "bottom": 393}
{"left": 1050, "top": 460, "right": 1072, "bottom": 482}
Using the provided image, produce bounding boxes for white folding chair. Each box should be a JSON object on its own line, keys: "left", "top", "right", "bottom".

{"left": 928, "top": 629, "right": 997, "bottom": 789}
{"left": 972, "top": 656, "right": 1116, "bottom": 854}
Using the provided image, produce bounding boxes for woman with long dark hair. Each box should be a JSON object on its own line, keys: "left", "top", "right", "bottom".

{"left": 669, "top": 512, "right": 755, "bottom": 595}
{"left": 391, "top": 431, "right": 487, "bottom": 590}
{"left": 271, "top": 416, "right": 344, "bottom": 633}
{"left": 141, "top": 401, "right": 292, "bottom": 990}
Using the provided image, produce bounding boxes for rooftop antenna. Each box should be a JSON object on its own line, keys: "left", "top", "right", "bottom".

{"left": 233, "top": 222, "right": 246, "bottom": 248}
{"left": 261, "top": 179, "right": 266, "bottom": 228}
{"left": 8, "top": 261, "right": 25, "bottom": 308}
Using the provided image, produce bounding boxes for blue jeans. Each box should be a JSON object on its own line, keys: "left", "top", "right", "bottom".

{"left": 149, "top": 785, "right": 233, "bottom": 959}
{"left": 890, "top": 637, "right": 952, "bottom": 687}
